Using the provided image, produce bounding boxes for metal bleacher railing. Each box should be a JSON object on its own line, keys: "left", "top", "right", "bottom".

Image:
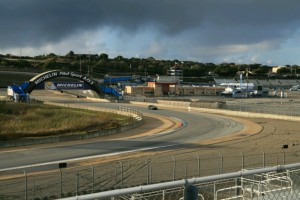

{"left": 1, "top": 149, "right": 300, "bottom": 200}
{"left": 60, "top": 162, "right": 300, "bottom": 200}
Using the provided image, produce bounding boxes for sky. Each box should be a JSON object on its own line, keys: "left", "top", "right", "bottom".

{"left": 1, "top": 0, "right": 300, "bottom": 66}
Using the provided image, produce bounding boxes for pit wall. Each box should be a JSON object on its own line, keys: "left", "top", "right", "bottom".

{"left": 130, "top": 100, "right": 300, "bottom": 122}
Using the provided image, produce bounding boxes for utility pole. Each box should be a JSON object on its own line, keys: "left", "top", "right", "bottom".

{"left": 20, "top": 49, "right": 22, "bottom": 60}
{"left": 144, "top": 67, "right": 147, "bottom": 85}
{"left": 246, "top": 67, "right": 249, "bottom": 98}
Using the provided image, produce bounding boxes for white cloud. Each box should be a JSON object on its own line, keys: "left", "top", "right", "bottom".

{"left": 250, "top": 55, "right": 260, "bottom": 63}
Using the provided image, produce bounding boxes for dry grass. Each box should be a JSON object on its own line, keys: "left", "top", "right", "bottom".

{"left": 0, "top": 101, "right": 130, "bottom": 140}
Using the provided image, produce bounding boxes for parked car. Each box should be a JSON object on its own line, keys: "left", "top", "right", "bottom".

{"left": 148, "top": 105, "right": 158, "bottom": 110}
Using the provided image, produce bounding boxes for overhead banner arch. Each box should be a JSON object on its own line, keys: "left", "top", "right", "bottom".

{"left": 24, "top": 70, "right": 101, "bottom": 94}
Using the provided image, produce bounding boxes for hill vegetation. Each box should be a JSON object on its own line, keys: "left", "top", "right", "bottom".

{"left": 1, "top": 52, "right": 299, "bottom": 82}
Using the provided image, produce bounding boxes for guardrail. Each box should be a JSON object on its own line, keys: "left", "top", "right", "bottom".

{"left": 60, "top": 162, "right": 300, "bottom": 200}
{"left": 1, "top": 149, "right": 299, "bottom": 199}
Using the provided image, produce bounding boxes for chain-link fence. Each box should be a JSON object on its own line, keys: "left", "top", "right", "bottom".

{"left": 0, "top": 150, "right": 299, "bottom": 199}
{"left": 125, "top": 96, "right": 300, "bottom": 117}
{"left": 221, "top": 100, "right": 300, "bottom": 117}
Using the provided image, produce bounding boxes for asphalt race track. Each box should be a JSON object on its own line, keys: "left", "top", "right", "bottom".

{"left": 0, "top": 92, "right": 244, "bottom": 170}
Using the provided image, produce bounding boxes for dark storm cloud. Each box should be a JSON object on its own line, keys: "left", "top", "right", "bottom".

{"left": 1, "top": 0, "right": 300, "bottom": 49}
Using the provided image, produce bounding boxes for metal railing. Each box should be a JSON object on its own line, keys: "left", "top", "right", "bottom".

{"left": 60, "top": 162, "right": 300, "bottom": 200}
{"left": 0, "top": 150, "right": 300, "bottom": 199}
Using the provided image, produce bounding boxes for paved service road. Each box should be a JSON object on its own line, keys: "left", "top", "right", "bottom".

{"left": 0, "top": 95, "right": 244, "bottom": 170}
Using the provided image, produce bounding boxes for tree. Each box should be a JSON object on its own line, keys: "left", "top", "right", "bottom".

{"left": 115, "top": 55, "right": 123, "bottom": 61}
{"left": 47, "top": 53, "right": 57, "bottom": 58}
{"left": 66, "top": 51, "right": 75, "bottom": 58}
{"left": 277, "top": 67, "right": 290, "bottom": 74}
{"left": 214, "top": 64, "right": 237, "bottom": 77}
{"left": 252, "top": 66, "right": 271, "bottom": 76}
{"left": 99, "top": 53, "right": 109, "bottom": 61}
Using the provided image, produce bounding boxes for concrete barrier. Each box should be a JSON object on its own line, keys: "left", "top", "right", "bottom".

{"left": 86, "top": 97, "right": 110, "bottom": 102}
{"left": 130, "top": 100, "right": 300, "bottom": 122}
{"left": 0, "top": 96, "right": 6, "bottom": 101}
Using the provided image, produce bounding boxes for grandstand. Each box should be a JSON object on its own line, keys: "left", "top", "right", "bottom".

{"left": 277, "top": 79, "right": 299, "bottom": 88}
{"left": 247, "top": 79, "right": 260, "bottom": 86}
{"left": 256, "top": 79, "right": 272, "bottom": 87}
{"left": 214, "top": 78, "right": 237, "bottom": 85}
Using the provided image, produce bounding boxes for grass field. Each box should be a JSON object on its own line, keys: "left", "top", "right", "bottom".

{"left": 0, "top": 101, "right": 130, "bottom": 140}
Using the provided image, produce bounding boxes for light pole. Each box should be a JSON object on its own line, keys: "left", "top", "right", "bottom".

{"left": 246, "top": 68, "right": 249, "bottom": 98}
{"left": 144, "top": 67, "right": 147, "bottom": 85}
{"left": 79, "top": 56, "right": 82, "bottom": 73}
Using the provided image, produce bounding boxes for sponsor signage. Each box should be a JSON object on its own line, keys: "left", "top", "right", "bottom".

{"left": 25, "top": 70, "right": 100, "bottom": 94}
{"left": 34, "top": 71, "right": 95, "bottom": 86}
{"left": 45, "top": 82, "right": 85, "bottom": 90}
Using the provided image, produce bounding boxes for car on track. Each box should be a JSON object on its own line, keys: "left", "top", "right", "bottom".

{"left": 148, "top": 105, "right": 158, "bottom": 110}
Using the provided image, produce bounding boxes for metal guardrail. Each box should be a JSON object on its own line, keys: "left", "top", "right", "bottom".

{"left": 60, "top": 163, "right": 300, "bottom": 200}
{"left": 1, "top": 149, "right": 299, "bottom": 199}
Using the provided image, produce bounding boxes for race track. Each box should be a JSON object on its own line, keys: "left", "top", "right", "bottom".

{"left": 0, "top": 93, "right": 245, "bottom": 170}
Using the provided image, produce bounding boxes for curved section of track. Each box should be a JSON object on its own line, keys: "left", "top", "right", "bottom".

{"left": 0, "top": 95, "right": 247, "bottom": 170}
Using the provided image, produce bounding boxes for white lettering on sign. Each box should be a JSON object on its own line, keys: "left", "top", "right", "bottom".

{"left": 33, "top": 71, "right": 95, "bottom": 88}
{"left": 34, "top": 72, "right": 58, "bottom": 85}
{"left": 56, "top": 83, "right": 84, "bottom": 88}
{"left": 83, "top": 76, "right": 94, "bottom": 85}
{"left": 70, "top": 72, "right": 82, "bottom": 79}
{"left": 59, "top": 72, "right": 70, "bottom": 76}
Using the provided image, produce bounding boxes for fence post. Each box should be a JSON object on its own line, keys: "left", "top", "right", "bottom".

{"left": 76, "top": 173, "right": 79, "bottom": 196}
{"left": 219, "top": 152, "right": 223, "bottom": 174}
{"left": 241, "top": 151, "right": 244, "bottom": 169}
{"left": 197, "top": 155, "right": 200, "bottom": 177}
{"left": 60, "top": 168, "right": 63, "bottom": 198}
{"left": 262, "top": 150, "right": 265, "bottom": 167}
{"left": 145, "top": 159, "right": 149, "bottom": 185}
{"left": 114, "top": 169, "right": 117, "bottom": 190}
{"left": 90, "top": 164, "right": 94, "bottom": 193}
{"left": 183, "top": 182, "right": 199, "bottom": 200}
{"left": 24, "top": 171, "right": 27, "bottom": 200}
{"left": 235, "top": 178, "right": 241, "bottom": 197}
{"left": 213, "top": 181, "right": 216, "bottom": 200}
{"left": 150, "top": 166, "right": 153, "bottom": 184}
{"left": 185, "top": 163, "right": 187, "bottom": 179}
{"left": 33, "top": 176, "right": 35, "bottom": 200}
{"left": 172, "top": 156, "right": 176, "bottom": 181}
{"left": 119, "top": 161, "right": 123, "bottom": 188}
{"left": 282, "top": 149, "right": 286, "bottom": 165}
